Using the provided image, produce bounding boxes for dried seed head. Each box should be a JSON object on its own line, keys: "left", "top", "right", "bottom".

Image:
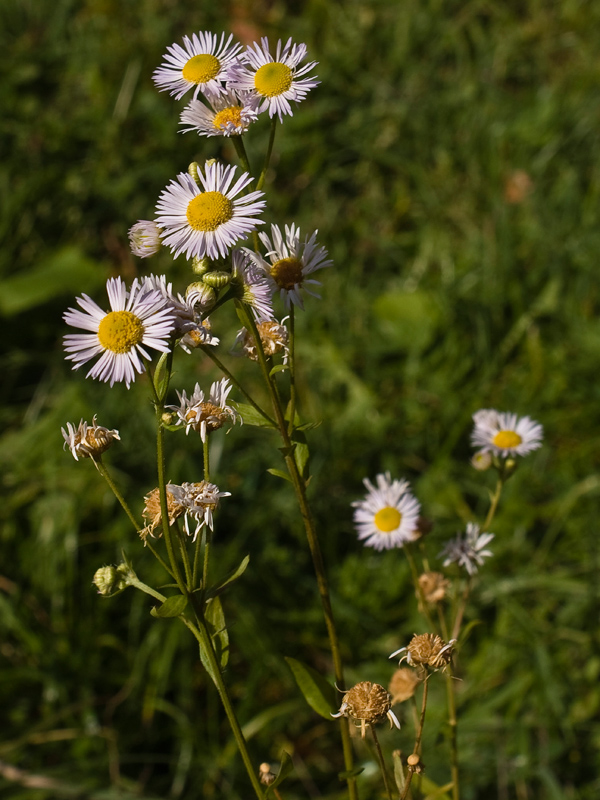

{"left": 406, "top": 633, "right": 455, "bottom": 670}
{"left": 258, "top": 763, "right": 276, "bottom": 786}
{"left": 62, "top": 416, "right": 120, "bottom": 461}
{"left": 235, "top": 320, "right": 289, "bottom": 362}
{"left": 388, "top": 668, "right": 422, "bottom": 704}
{"left": 332, "top": 681, "right": 400, "bottom": 737}
{"left": 418, "top": 572, "right": 450, "bottom": 605}
{"left": 140, "top": 485, "right": 186, "bottom": 542}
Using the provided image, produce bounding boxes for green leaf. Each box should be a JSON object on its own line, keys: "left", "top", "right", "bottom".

{"left": 151, "top": 594, "right": 188, "bottom": 618}
{"left": 293, "top": 442, "right": 310, "bottom": 478}
{"left": 153, "top": 352, "right": 170, "bottom": 402}
{"left": 269, "top": 363, "right": 289, "bottom": 376}
{"left": 393, "top": 751, "right": 405, "bottom": 793}
{"left": 339, "top": 767, "right": 365, "bottom": 781}
{"left": 206, "top": 555, "right": 250, "bottom": 600}
{"left": 267, "top": 468, "right": 293, "bottom": 483}
{"left": 420, "top": 776, "right": 453, "bottom": 799}
{"left": 205, "top": 597, "right": 229, "bottom": 671}
{"left": 285, "top": 657, "right": 337, "bottom": 719}
{"left": 265, "top": 751, "right": 294, "bottom": 796}
{"left": 233, "top": 402, "right": 276, "bottom": 428}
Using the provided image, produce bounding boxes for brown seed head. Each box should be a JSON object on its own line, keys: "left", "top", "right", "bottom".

{"left": 258, "top": 763, "right": 275, "bottom": 786}
{"left": 407, "top": 633, "right": 455, "bottom": 670}
{"left": 341, "top": 681, "right": 392, "bottom": 723}
{"left": 388, "top": 667, "right": 422, "bottom": 704}
{"left": 418, "top": 571, "right": 450, "bottom": 605}
{"left": 140, "top": 485, "right": 185, "bottom": 542}
{"left": 238, "top": 320, "right": 289, "bottom": 362}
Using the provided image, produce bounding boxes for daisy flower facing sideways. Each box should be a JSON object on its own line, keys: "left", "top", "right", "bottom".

{"left": 180, "top": 90, "right": 260, "bottom": 137}
{"left": 352, "top": 472, "right": 421, "bottom": 551}
{"left": 471, "top": 408, "right": 543, "bottom": 458}
{"left": 155, "top": 161, "right": 265, "bottom": 261}
{"left": 152, "top": 31, "right": 243, "bottom": 100}
{"left": 63, "top": 278, "right": 176, "bottom": 388}
{"left": 230, "top": 37, "right": 319, "bottom": 121}
{"left": 169, "top": 378, "right": 240, "bottom": 442}
{"left": 440, "top": 522, "right": 494, "bottom": 576}
{"left": 245, "top": 223, "right": 332, "bottom": 310}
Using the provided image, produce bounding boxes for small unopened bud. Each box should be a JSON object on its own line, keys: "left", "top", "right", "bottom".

{"left": 204, "top": 158, "right": 218, "bottom": 168}
{"left": 93, "top": 565, "right": 129, "bottom": 596}
{"left": 186, "top": 282, "right": 217, "bottom": 311}
{"left": 202, "top": 270, "right": 231, "bottom": 289}
{"left": 188, "top": 162, "right": 200, "bottom": 183}
{"left": 407, "top": 753, "right": 425, "bottom": 773}
{"left": 503, "top": 457, "right": 518, "bottom": 477}
{"left": 161, "top": 411, "right": 177, "bottom": 425}
{"left": 471, "top": 451, "right": 492, "bottom": 471}
{"left": 192, "top": 256, "right": 211, "bottom": 276}
{"left": 128, "top": 220, "right": 161, "bottom": 258}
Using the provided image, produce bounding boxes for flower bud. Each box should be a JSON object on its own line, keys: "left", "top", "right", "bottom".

{"left": 192, "top": 256, "right": 211, "bottom": 276}
{"left": 188, "top": 161, "right": 200, "bottom": 184}
{"left": 186, "top": 282, "right": 217, "bottom": 311}
{"left": 202, "top": 270, "right": 231, "bottom": 289}
{"left": 471, "top": 451, "right": 492, "bottom": 471}
{"left": 93, "top": 565, "right": 128, "bottom": 596}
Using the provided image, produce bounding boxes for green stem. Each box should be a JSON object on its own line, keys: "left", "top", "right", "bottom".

{"left": 128, "top": 578, "right": 166, "bottom": 603}
{"left": 232, "top": 135, "right": 253, "bottom": 177}
{"left": 445, "top": 668, "right": 460, "bottom": 800}
{"left": 287, "top": 306, "right": 296, "bottom": 435}
{"left": 400, "top": 675, "right": 429, "bottom": 800}
{"left": 203, "top": 528, "right": 211, "bottom": 592}
{"left": 192, "top": 532, "right": 203, "bottom": 589}
{"left": 257, "top": 117, "right": 277, "bottom": 191}
{"left": 482, "top": 476, "right": 504, "bottom": 532}
{"left": 370, "top": 726, "right": 393, "bottom": 800}
{"left": 176, "top": 523, "right": 193, "bottom": 589}
{"left": 404, "top": 545, "right": 437, "bottom": 633}
{"left": 203, "top": 438, "right": 210, "bottom": 483}
{"left": 200, "top": 345, "right": 276, "bottom": 428}
{"left": 93, "top": 457, "right": 140, "bottom": 532}
{"left": 238, "top": 303, "right": 358, "bottom": 800}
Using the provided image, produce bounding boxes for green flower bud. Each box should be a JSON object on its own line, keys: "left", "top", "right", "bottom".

{"left": 202, "top": 270, "right": 231, "bottom": 289}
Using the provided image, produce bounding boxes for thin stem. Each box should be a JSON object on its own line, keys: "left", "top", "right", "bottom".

{"left": 93, "top": 458, "right": 140, "bottom": 532}
{"left": 232, "top": 135, "right": 253, "bottom": 177}
{"left": 203, "top": 528, "right": 212, "bottom": 592}
{"left": 128, "top": 578, "right": 166, "bottom": 603}
{"left": 287, "top": 306, "right": 296, "bottom": 435}
{"left": 192, "top": 532, "right": 203, "bottom": 589}
{"left": 482, "top": 475, "right": 504, "bottom": 532}
{"left": 203, "top": 438, "right": 210, "bottom": 482}
{"left": 175, "top": 524, "right": 193, "bottom": 589}
{"left": 400, "top": 675, "right": 429, "bottom": 800}
{"left": 200, "top": 345, "right": 276, "bottom": 428}
{"left": 445, "top": 668, "right": 460, "bottom": 800}
{"left": 257, "top": 117, "right": 277, "bottom": 191}
{"left": 404, "top": 545, "right": 437, "bottom": 632}
{"left": 370, "top": 726, "right": 393, "bottom": 800}
{"left": 237, "top": 302, "right": 358, "bottom": 800}
{"left": 451, "top": 577, "right": 472, "bottom": 641}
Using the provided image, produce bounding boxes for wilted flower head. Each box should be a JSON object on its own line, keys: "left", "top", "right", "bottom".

{"left": 471, "top": 408, "right": 543, "bottom": 458}
{"left": 352, "top": 472, "right": 421, "bottom": 551}
{"left": 418, "top": 571, "right": 450, "bottom": 605}
{"left": 331, "top": 681, "right": 400, "bottom": 738}
{"left": 170, "top": 481, "right": 231, "bottom": 540}
{"left": 391, "top": 633, "right": 456, "bottom": 672}
{"left": 128, "top": 220, "right": 162, "bottom": 258}
{"left": 140, "top": 484, "right": 187, "bottom": 542}
{"left": 388, "top": 667, "right": 422, "bottom": 704}
{"left": 169, "top": 378, "right": 239, "bottom": 441}
{"left": 440, "top": 522, "right": 494, "bottom": 576}
{"left": 233, "top": 319, "right": 289, "bottom": 362}
{"left": 62, "top": 416, "right": 120, "bottom": 461}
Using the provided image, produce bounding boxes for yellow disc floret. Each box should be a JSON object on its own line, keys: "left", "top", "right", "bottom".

{"left": 98, "top": 311, "right": 144, "bottom": 354}
{"left": 182, "top": 54, "right": 221, "bottom": 84}
{"left": 254, "top": 62, "right": 293, "bottom": 97}
{"left": 213, "top": 106, "right": 244, "bottom": 130}
{"left": 270, "top": 257, "right": 303, "bottom": 290}
{"left": 492, "top": 430, "right": 522, "bottom": 449}
{"left": 186, "top": 192, "right": 234, "bottom": 231}
{"left": 374, "top": 507, "right": 402, "bottom": 533}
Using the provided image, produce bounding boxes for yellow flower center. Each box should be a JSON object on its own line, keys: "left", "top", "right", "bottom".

{"left": 97, "top": 311, "right": 144, "bottom": 354}
{"left": 182, "top": 54, "right": 221, "bottom": 84}
{"left": 186, "top": 192, "right": 234, "bottom": 231}
{"left": 213, "top": 105, "right": 244, "bottom": 130}
{"left": 254, "top": 62, "right": 293, "bottom": 97}
{"left": 492, "top": 430, "right": 522, "bottom": 449}
{"left": 374, "top": 507, "right": 402, "bottom": 533}
{"left": 270, "top": 257, "right": 303, "bottom": 290}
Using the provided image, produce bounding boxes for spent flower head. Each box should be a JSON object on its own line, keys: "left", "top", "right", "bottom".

{"left": 63, "top": 277, "right": 176, "bottom": 388}
{"left": 169, "top": 378, "right": 240, "bottom": 442}
{"left": 155, "top": 161, "right": 265, "bottom": 261}
{"left": 153, "top": 31, "right": 243, "bottom": 100}
{"left": 230, "top": 37, "right": 319, "bottom": 121}
{"left": 391, "top": 633, "right": 456, "bottom": 672}
{"left": 388, "top": 667, "right": 422, "bottom": 704}
{"left": 233, "top": 318, "right": 289, "bottom": 362}
{"left": 440, "top": 522, "right": 494, "bottom": 576}
{"left": 352, "top": 472, "right": 421, "bottom": 551}
{"left": 331, "top": 681, "right": 400, "bottom": 739}
{"left": 170, "top": 481, "right": 231, "bottom": 540}
{"left": 471, "top": 408, "right": 543, "bottom": 458}
{"left": 62, "top": 416, "right": 120, "bottom": 461}
{"left": 140, "top": 484, "right": 187, "bottom": 542}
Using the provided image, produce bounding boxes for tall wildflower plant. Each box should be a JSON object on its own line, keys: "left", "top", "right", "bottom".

{"left": 62, "top": 29, "right": 544, "bottom": 800}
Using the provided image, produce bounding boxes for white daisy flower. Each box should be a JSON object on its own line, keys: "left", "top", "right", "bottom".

{"left": 352, "top": 472, "right": 421, "bottom": 551}
{"left": 63, "top": 278, "right": 176, "bottom": 388}
{"left": 169, "top": 378, "right": 240, "bottom": 442}
{"left": 471, "top": 408, "right": 543, "bottom": 458}
{"left": 128, "top": 220, "right": 162, "bottom": 258}
{"left": 61, "top": 416, "right": 120, "bottom": 461}
{"left": 180, "top": 90, "right": 260, "bottom": 137}
{"left": 155, "top": 161, "right": 266, "bottom": 261}
{"left": 152, "top": 31, "right": 243, "bottom": 101}
{"left": 231, "top": 248, "right": 275, "bottom": 321}
{"left": 169, "top": 481, "right": 231, "bottom": 540}
{"left": 440, "top": 522, "right": 494, "bottom": 576}
{"left": 230, "top": 37, "right": 319, "bottom": 121}
{"left": 244, "top": 223, "right": 331, "bottom": 310}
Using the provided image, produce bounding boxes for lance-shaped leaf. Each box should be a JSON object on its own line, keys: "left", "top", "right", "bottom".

{"left": 265, "top": 751, "right": 294, "bottom": 797}
{"left": 150, "top": 594, "right": 188, "bottom": 618}
{"left": 153, "top": 351, "right": 171, "bottom": 402}
{"left": 205, "top": 596, "right": 229, "bottom": 671}
{"left": 285, "top": 657, "right": 337, "bottom": 719}
{"left": 234, "top": 402, "right": 276, "bottom": 428}
{"left": 205, "top": 555, "right": 250, "bottom": 600}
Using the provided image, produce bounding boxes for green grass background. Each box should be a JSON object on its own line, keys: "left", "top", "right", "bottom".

{"left": 1, "top": 0, "right": 600, "bottom": 798}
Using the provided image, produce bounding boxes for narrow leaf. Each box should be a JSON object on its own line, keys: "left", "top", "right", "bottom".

{"left": 265, "top": 751, "right": 294, "bottom": 796}
{"left": 153, "top": 352, "right": 170, "bottom": 401}
{"left": 421, "top": 776, "right": 453, "bottom": 799}
{"left": 151, "top": 594, "right": 188, "bottom": 618}
{"left": 339, "top": 767, "right": 365, "bottom": 781}
{"left": 293, "top": 442, "right": 310, "bottom": 479}
{"left": 267, "top": 468, "right": 293, "bottom": 483}
{"left": 393, "top": 751, "right": 406, "bottom": 793}
{"left": 285, "top": 657, "right": 337, "bottom": 719}
{"left": 205, "top": 597, "right": 229, "bottom": 670}
{"left": 269, "top": 364, "right": 289, "bottom": 376}
{"left": 234, "top": 402, "right": 276, "bottom": 428}
{"left": 206, "top": 555, "right": 250, "bottom": 600}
